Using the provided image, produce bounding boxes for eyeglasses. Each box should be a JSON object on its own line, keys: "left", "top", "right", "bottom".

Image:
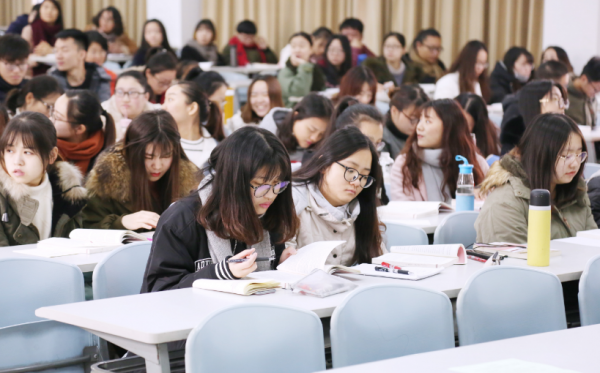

{"left": 539, "top": 97, "right": 570, "bottom": 109}
{"left": 50, "top": 110, "right": 77, "bottom": 124}
{"left": 0, "top": 60, "right": 28, "bottom": 71}
{"left": 335, "top": 161, "right": 375, "bottom": 188}
{"left": 152, "top": 75, "right": 173, "bottom": 88}
{"left": 115, "top": 90, "right": 145, "bottom": 99}
{"left": 38, "top": 99, "right": 54, "bottom": 116}
{"left": 401, "top": 111, "right": 419, "bottom": 125}
{"left": 251, "top": 181, "right": 290, "bottom": 198}
{"left": 558, "top": 152, "right": 587, "bottom": 164}
{"left": 422, "top": 44, "right": 443, "bottom": 53}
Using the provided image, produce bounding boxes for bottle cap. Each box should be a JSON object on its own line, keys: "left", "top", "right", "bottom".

{"left": 456, "top": 155, "right": 474, "bottom": 174}
{"left": 530, "top": 189, "right": 550, "bottom": 207}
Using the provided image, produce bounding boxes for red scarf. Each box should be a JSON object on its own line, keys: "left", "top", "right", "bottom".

{"left": 228, "top": 36, "right": 266, "bottom": 66}
{"left": 57, "top": 131, "right": 104, "bottom": 176}
{"left": 30, "top": 18, "right": 62, "bottom": 47}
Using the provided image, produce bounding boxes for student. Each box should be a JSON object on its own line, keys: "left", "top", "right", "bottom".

{"left": 0, "top": 34, "right": 30, "bottom": 103}
{"left": 21, "top": 0, "right": 63, "bottom": 57}
{"left": 162, "top": 81, "right": 224, "bottom": 168}
{"left": 477, "top": 113, "right": 596, "bottom": 243}
{"left": 222, "top": 20, "right": 277, "bottom": 66}
{"left": 434, "top": 40, "right": 490, "bottom": 102}
{"left": 4, "top": 76, "right": 63, "bottom": 118}
{"left": 48, "top": 29, "right": 111, "bottom": 102}
{"left": 541, "top": 46, "right": 574, "bottom": 74}
{"left": 6, "top": 4, "right": 39, "bottom": 36}
{"left": 383, "top": 85, "right": 430, "bottom": 159}
{"left": 339, "top": 18, "right": 375, "bottom": 66}
{"left": 261, "top": 93, "right": 333, "bottom": 162}
{"left": 404, "top": 28, "right": 446, "bottom": 84}
{"left": 310, "top": 27, "right": 333, "bottom": 65}
{"left": 455, "top": 93, "right": 500, "bottom": 157}
{"left": 143, "top": 48, "right": 178, "bottom": 104}
{"left": 51, "top": 90, "right": 116, "bottom": 176}
{"left": 489, "top": 47, "right": 534, "bottom": 104}
{"left": 329, "top": 103, "right": 384, "bottom": 148}
{"left": 500, "top": 81, "right": 568, "bottom": 154}
{"left": 83, "top": 110, "right": 199, "bottom": 231}
{"left": 89, "top": 6, "right": 137, "bottom": 54}
{"left": 102, "top": 71, "right": 158, "bottom": 141}
{"left": 363, "top": 32, "right": 418, "bottom": 86}
{"left": 0, "top": 106, "right": 7, "bottom": 134}
{"left": 132, "top": 19, "right": 173, "bottom": 67}
{"left": 318, "top": 35, "right": 352, "bottom": 88}
{"left": 535, "top": 60, "right": 570, "bottom": 89}
{"left": 338, "top": 66, "right": 378, "bottom": 105}
{"left": 390, "top": 99, "right": 488, "bottom": 202}
{"left": 225, "top": 75, "right": 283, "bottom": 134}
{"left": 85, "top": 31, "right": 118, "bottom": 93}
{"left": 289, "top": 126, "right": 384, "bottom": 265}
{"left": 181, "top": 19, "right": 224, "bottom": 65}
{"left": 565, "top": 57, "right": 600, "bottom": 129}
{"left": 141, "top": 126, "right": 298, "bottom": 290}
{"left": 0, "top": 112, "right": 87, "bottom": 246}
{"left": 277, "top": 32, "right": 326, "bottom": 107}
{"left": 176, "top": 60, "right": 199, "bottom": 82}
{"left": 185, "top": 69, "right": 228, "bottom": 109}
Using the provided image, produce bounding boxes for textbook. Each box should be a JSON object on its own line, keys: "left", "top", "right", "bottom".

{"left": 378, "top": 201, "right": 453, "bottom": 220}
{"left": 193, "top": 278, "right": 280, "bottom": 296}
{"left": 276, "top": 240, "right": 361, "bottom": 276}
{"left": 354, "top": 263, "right": 444, "bottom": 281}
{"left": 372, "top": 244, "right": 467, "bottom": 268}
{"left": 473, "top": 242, "right": 561, "bottom": 260}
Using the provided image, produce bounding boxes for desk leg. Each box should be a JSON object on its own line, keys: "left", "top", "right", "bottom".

{"left": 145, "top": 343, "right": 170, "bottom": 373}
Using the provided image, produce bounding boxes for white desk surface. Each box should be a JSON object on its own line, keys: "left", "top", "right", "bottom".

{"left": 382, "top": 212, "right": 451, "bottom": 234}
{"left": 36, "top": 238, "right": 600, "bottom": 346}
{"left": 320, "top": 323, "right": 600, "bottom": 373}
{"left": 0, "top": 244, "right": 111, "bottom": 272}
{"left": 209, "top": 63, "right": 279, "bottom": 75}
{"left": 30, "top": 53, "right": 132, "bottom": 65}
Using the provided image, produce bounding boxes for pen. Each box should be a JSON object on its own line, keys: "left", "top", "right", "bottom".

{"left": 381, "top": 261, "right": 402, "bottom": 270}
{"left": 375, "top": 266, "right": 412, "bottom": 275}
{"left": 467, "top": 255, "right": 487, "bottom": 263}
{"left": 227, "top": 257, "right": 271, "bottom": 263}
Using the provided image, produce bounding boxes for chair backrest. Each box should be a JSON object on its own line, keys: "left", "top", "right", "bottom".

{"left": 0, "top": 258, "right": 84, "bottom": 328}
{"left": 331, "top": 284, "right": 454, "bottom": 368}
{"left": 433, "top": 211, "right": 479, "bottom": 247}
{"left": 185, "top": 304, "right": 325, "bottom": 373}
{"left": 384, "top": 221, "right": 429, "bottom": 249}
{"left": 457, "top": 266, "right": 566, "bottom": 346}
{"left": 92, "top": 242, "right": 152, "bottom": 300}
{"left": 579, "top": 254, "right": 600, "bottom": 326}
{"left": 584, "top": 163, "right": 600, "bottom": 180}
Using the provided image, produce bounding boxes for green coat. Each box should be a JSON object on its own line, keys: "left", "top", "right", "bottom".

{"left": 221, "top": 44, "right": 278, "bottom": 66}
{"left": 277, "top": 60, "right": 326, "bottom": 107}
{"left": 475, "top": 154, "right": 597, "bottom": 244}
{"left": 565, "top": 80, "right": 596, "bottom": 128}
{"left": 363, "top": 55, "right": 422, "bottom": 86}
{"left": 82, "top": 145, "right": 201, "bottom": 231}
{"left": 0, "top": 161, "right": 86, "bottom": 246}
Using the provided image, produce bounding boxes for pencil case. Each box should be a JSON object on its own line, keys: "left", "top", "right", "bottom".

{"left": 292, "top": 269, "right": 357, "bottom": 298}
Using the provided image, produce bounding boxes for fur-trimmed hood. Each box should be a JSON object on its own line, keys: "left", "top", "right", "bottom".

{"left": 85, "top": 145, "right": 200, "bottom": 202}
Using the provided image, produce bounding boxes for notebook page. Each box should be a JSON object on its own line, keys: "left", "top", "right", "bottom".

{"left": 69, "top": 229, "right": 127, "bottom": 245}
{"left": 391, "top": 244, "right": 461, "bottom": 258}
{"left": 193, "top": 278, "right": 279, "bottom": 295}
{"left": 276, "top": 241, "right": 346, "bottom": 275}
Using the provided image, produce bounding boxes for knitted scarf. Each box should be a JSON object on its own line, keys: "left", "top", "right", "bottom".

{"left": 228, "top": 36, "right": 266, "bottom": 66}
{"left": 30, "top": 18, "right": 62, "bottom": 47}
{"left": 57, "top": 130, "right": 104, "bottom": 176}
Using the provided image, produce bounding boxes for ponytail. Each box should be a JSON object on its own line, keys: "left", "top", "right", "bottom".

{"left": 4, "top": 88, "right": 22, "bottom": 115}
{"left": 176, "top": 81, "right": 225, "bottom": 141}
{"left": 205, "top": 101, "right": 224, "bottom": 141}
{"left": 65, "top": 90, "right": 113, "bottom": 150}
{"left": 101, "top": 108, "right": 116, "bottom": 148}
{"left": 4, "top": 76, "right": 63, "bottom": 115}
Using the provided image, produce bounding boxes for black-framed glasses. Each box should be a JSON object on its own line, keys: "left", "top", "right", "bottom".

{"left": 251, "top": 181, "right": 290, "bottom": 198}
{"left": 335, "top": 161, "right": 375, "bottom": 188}
{"left": 400, "top": 111, "right": 419, "bottom": 125}
{"left": 115, "top": 90, "right": 146, "bottom": 99}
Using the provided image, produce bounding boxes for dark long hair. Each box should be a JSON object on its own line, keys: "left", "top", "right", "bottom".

{"left": 328, "top": 102, "right": 383, "bottom": 138}
{"left": 175, "top": 81, "right": 224, "bottom": 141}
{"left": 323, "top": 35, "right": 352, "bottom": 85}
{"left": 199, "top": 127, "right": 298, "bottom": 244}
{"left": 293, "top": 126, "right": 383, "bottom": 264}
{"left": 338, "top": 66, "right": 377, "bottom": 105}
{"left": 185, "top": 69, "right": 227, "bottom": 97}
{"left": 193, "top": 19, "right": 217, "bottom": 44}
{"left": 5, "top": 76, "right": 63, "bottom": 115}
{"left": 123, "top": 110, "right": 188, "bottom": 213}
{"left": 34, "top": 0, "right": 63, "bottom": 29}
{"left": 277, "top": 93, "right": 333, "bottom": 152}
{"left": 139, "top": 19, "right": 172, "bottom": 53}
{"left": 401, "top": 99, "right": 485, "bottom": 200}
{"left": 518, "top": 80, "right": 566, "bottom": 126}
{"left": 92, "top": 6, "right": 124, "bottom": 36}
{"left": 518, "top": 114, "right": 586, "bottom": 206}
{"left": 448, "top": 40, "right": 491, "bottom": 102}
{"left": 455, "top": 93, "right": 499, "bottom": 157}
{"left": 65, "top": 90, "right": 116, "bottom": 150}
{"left": 240, "top": 75, "right": 283, "bottom": 123}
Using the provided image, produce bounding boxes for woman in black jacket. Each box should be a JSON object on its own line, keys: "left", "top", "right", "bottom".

{"left": 141, "top": 126, "right": 299, "bottom": 292}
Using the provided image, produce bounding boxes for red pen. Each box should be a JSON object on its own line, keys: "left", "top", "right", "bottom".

{"left": 467, "top": 255, "right": 487, "bottom": 263}
{"left": 381, "top": 262, "right": 402, "bottom": 270}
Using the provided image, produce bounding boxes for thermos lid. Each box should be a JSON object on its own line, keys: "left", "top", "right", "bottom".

{"left": 530, "top": 189, "right": 550, "bottom": 207}
{"left": 455, "top": 155, "right": 473, "bottom": 174}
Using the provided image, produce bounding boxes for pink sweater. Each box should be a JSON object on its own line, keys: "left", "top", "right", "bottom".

{"left": 390, "top": 154, "right": 490, "bottom": 201}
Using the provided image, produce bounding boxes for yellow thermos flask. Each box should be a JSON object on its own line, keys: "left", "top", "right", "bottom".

{"left": 527, "top": 189, "right": 551, "bottom": 267}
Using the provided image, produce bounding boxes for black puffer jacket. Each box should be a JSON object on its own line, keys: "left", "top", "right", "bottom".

{"left": 499, "top": 92, "right": 524, "bottom": 155}
{"left": 489, "top": 61, "right": 515, "bottom": 104}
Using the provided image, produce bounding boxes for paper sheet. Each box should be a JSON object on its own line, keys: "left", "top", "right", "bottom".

{"left": 276, "top": 241, "right": 345, "bottom": 275}
{"left": 354, "top": 264, "right": 443, "bottom": 281}
{"left": 554, "top": 236, "right": 600, "bottom": 247}
{"left": 449, "top": 358, "right": 581, "bottom": 373}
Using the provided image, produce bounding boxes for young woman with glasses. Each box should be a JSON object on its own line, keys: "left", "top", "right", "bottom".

{"left": 477, "top": 113, "right": 596, "bottom": 243}
{"left": 142, "top": 126, "right": 299, "bottom": 291}
{"left": 287, "top": 126, "right": 384, "bottom": 266}
{"left": 5, "top": 76, "right": 63, "bottom": 118}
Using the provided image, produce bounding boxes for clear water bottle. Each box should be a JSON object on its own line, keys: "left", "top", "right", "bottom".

{"left": 455, "top": 155, "right": 474, "bottom": 211}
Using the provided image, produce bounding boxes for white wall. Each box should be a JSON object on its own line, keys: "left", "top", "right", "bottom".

{"left": 146, "top": 0, "right": 202, "bottom": 50}
{"left": 543, "top": 0, "right": 600, "bottom": 74}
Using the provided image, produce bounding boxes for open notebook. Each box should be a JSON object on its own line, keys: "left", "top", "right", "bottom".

{"left": 473, "top": 242, "right": 561, "bottom": 260}
{"left": 373, "top": 244, "right": 467, "bottom": 268}
{"left": 354, "top": 264, "right": 444, "bottom": 281}
{"left": 378, "top": 201, "right": 453, "bottom": 220}
{"left": 193, "top": 278, "right": 280, "bottom": 296}
{"left": 276, "top": 240, "right": 360, "bottom": 276}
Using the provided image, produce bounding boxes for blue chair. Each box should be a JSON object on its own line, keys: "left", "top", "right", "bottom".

{"left": 584, "top": 162, "right": 600, "bottom": 180}
{"left": 185, "top": 304, "right": 325, "bottom": 373}
{"left": 331, "top": 284, "right": 454, "bottom": 368}
{"left": 383, "top": 221, "right": 428, "bottom": 250}
{"left": 578, "top": 254, "right": 600, "bottom": 326}
{"left": 92, "top": 241, "right": 152, "bottom": 300}
{"left": 457, "top": 266, "right": 566, "bottom": 346}
{"left": 433, "top": 211, "right": 479, "bottom": 247}
{"left": 486, "top": 154, "right": 500, "bottom": 167}
{"left": 0, "top": 258, "right": 96, "bottom": 372}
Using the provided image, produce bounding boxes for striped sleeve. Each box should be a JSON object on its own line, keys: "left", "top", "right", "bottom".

{"left": 215, "top": 256, "right": 239, "bottom": 280}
